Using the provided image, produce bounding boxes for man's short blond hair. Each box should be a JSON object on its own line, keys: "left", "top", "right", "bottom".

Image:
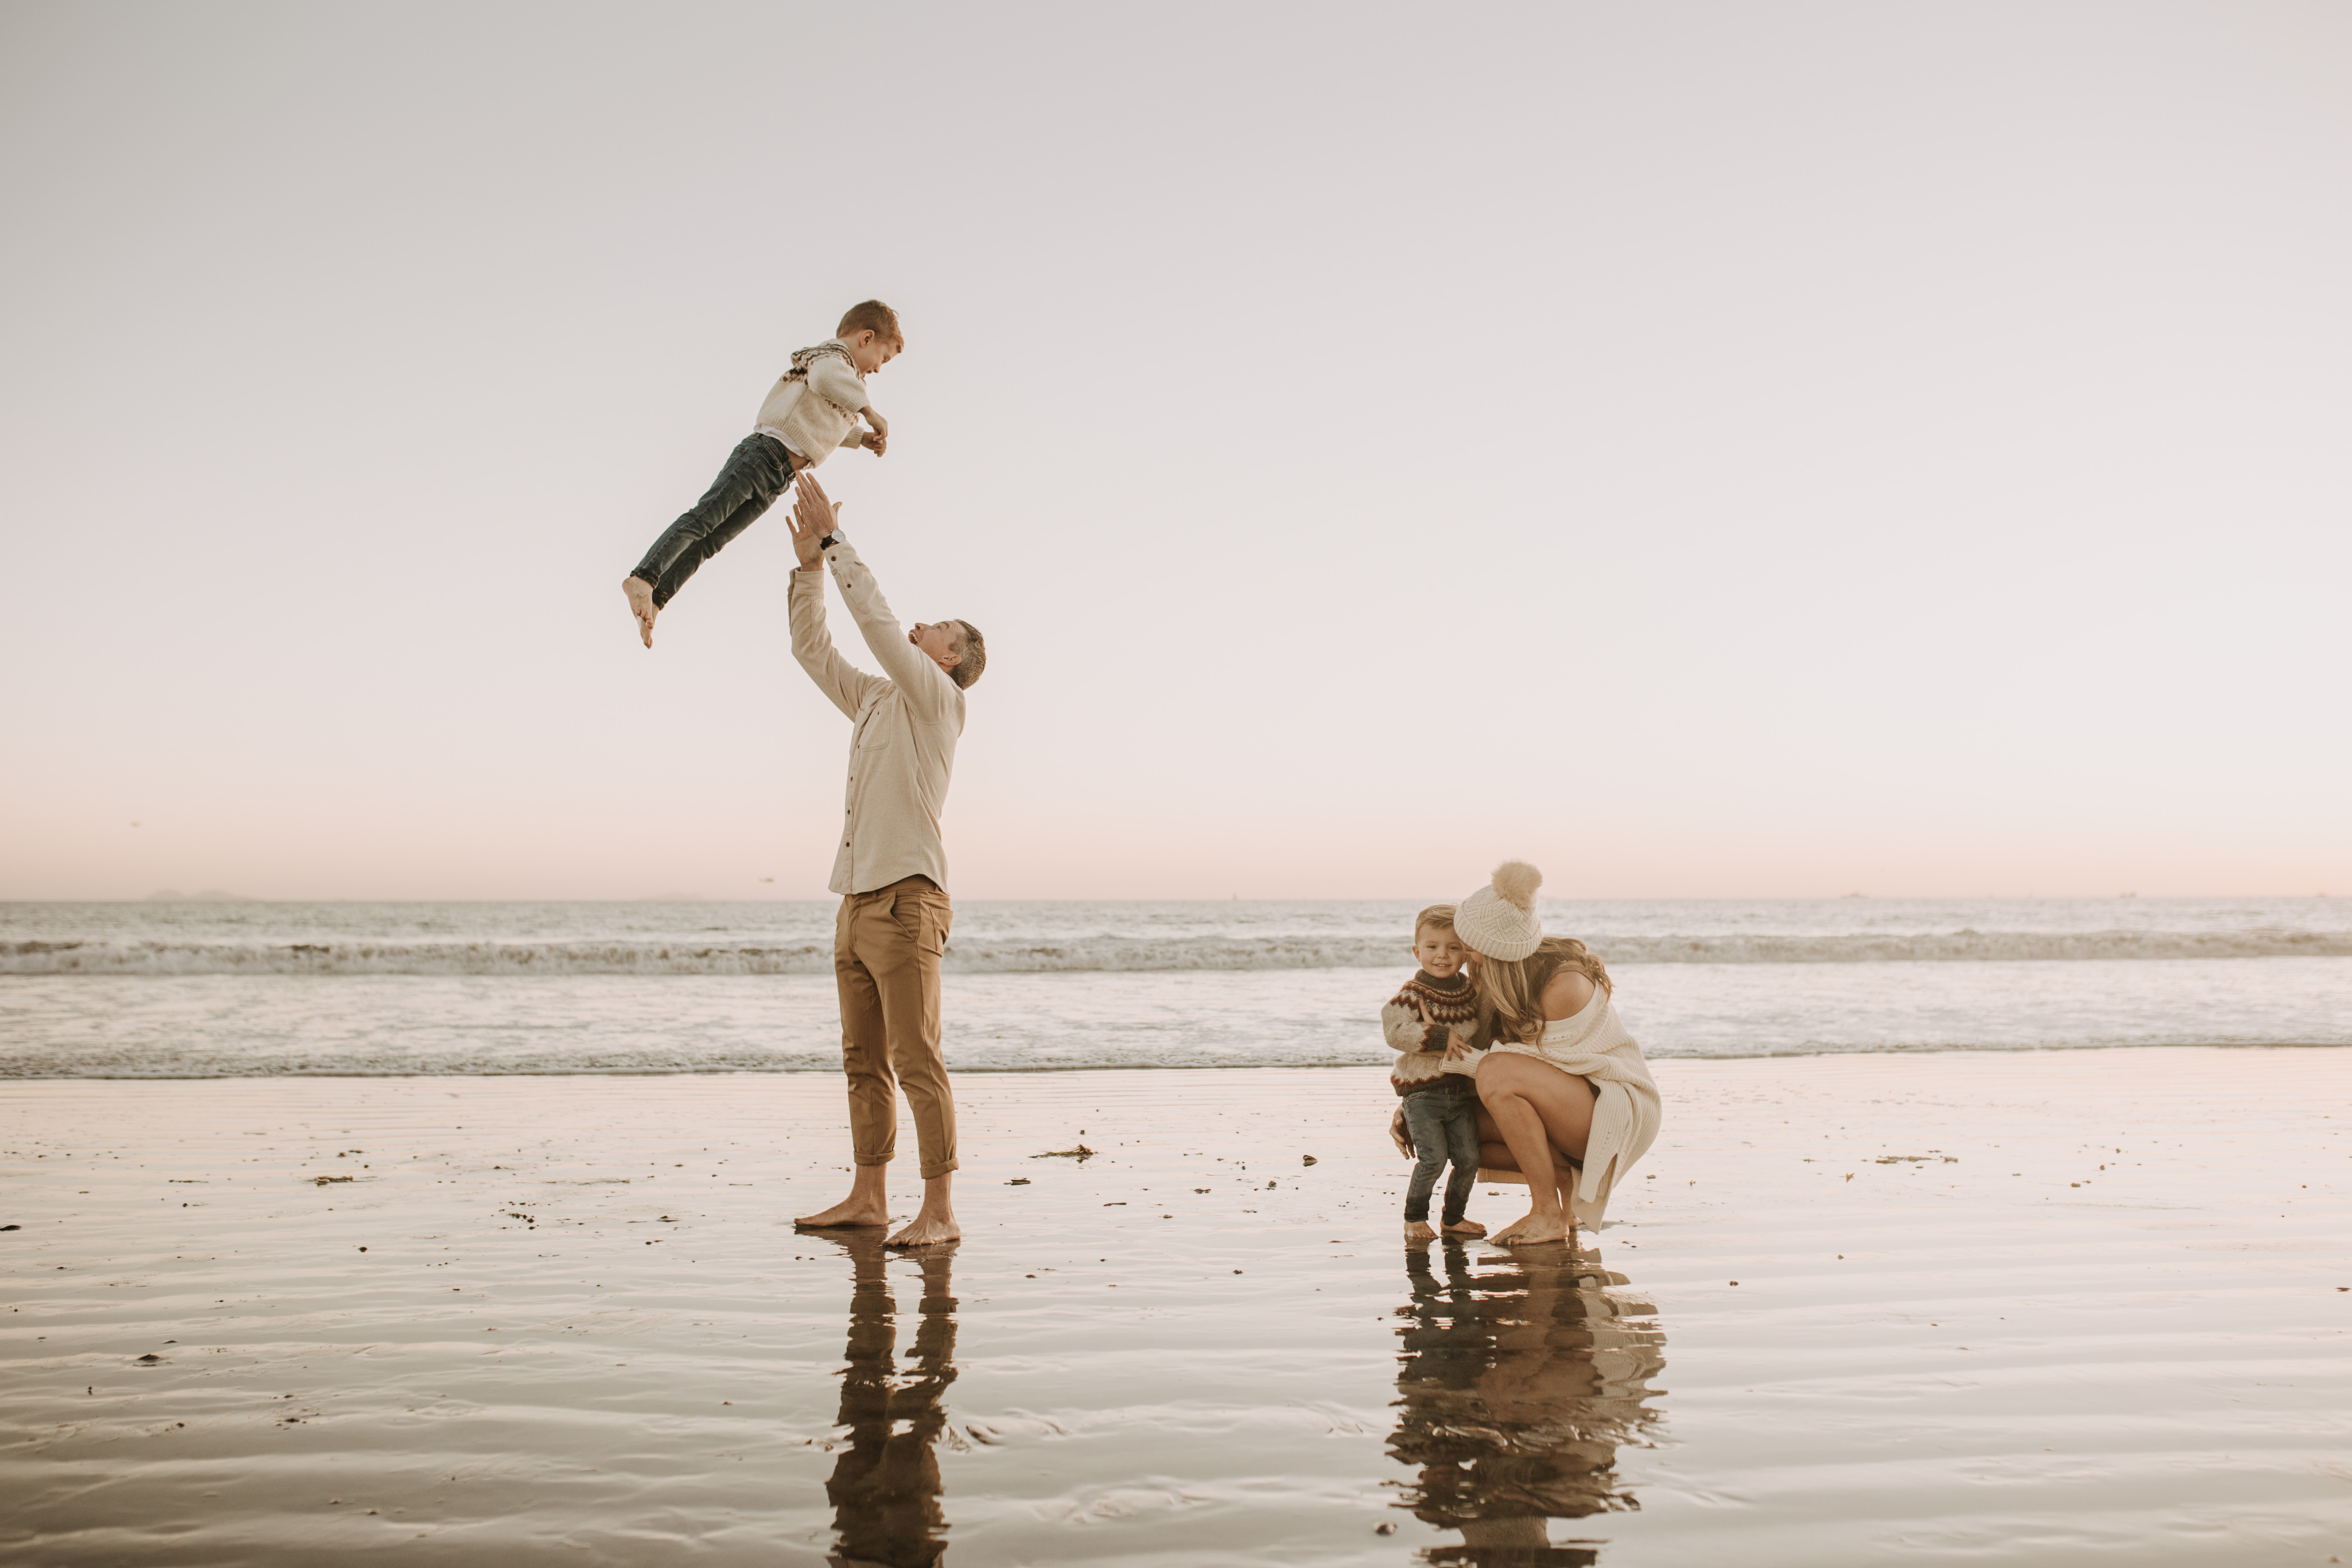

{"left": 947, "top": 620, "right": 985, "bottom": 690}
{"left": 837, "top": 299, "right": 903, "bottom": 347}
{"left": 1414, "top": 903, "right": 1457, "bottom": 940}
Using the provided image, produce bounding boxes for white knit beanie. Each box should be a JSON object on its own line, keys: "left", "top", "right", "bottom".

{"left": 1454, "top": 861, "right": 1544, "bottom": 961}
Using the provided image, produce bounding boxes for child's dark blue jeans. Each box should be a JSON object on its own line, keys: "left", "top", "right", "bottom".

{"left": 1402, "top": 1081, "right": 1482, "bottom": 1226}
{"left": 629, "top": 432, "right": 797, "bottom": 608}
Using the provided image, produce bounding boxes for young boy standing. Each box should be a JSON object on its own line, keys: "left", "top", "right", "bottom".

{"left": 1384, "top": 904, "right": 1488, "bottom": 1241}
{"left": 622, "top": 300, "right": 901, "bottom": 647}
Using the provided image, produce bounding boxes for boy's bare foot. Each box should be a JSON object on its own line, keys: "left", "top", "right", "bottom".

{"left": 1441, "top": 1219, "right": 1488, "bottom": 1237}
{"left": 623, "top": 576, "right": 658, "bottom": 647}
{"left": 794, "top": 1195, "right": 889, "bottom": 1228}
{"left": 1488, "top": 1210, "right": 1573, "bottom": 1245}
{"left": 1404, "top": 1219, "right": 1437, "bottom": 1242}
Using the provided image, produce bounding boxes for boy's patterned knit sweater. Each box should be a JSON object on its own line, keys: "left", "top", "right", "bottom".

{"left": 1383, "top": 970, "right": 1484, "bottom": 1096}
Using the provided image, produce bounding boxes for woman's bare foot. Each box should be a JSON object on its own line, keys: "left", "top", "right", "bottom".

{"left": 1404, "top": 1219, "right": 1438, "bottom": 1242}
{"left": 1488, "top": 1210, "right": 1573, "bottom": 1245}
{"left": 794, "top": 1195, "right": 888, "bottom": 1228}
{"left": 623, "top": 577, "right": 658, "bottom": 647}
{"left": 1441, "top": 1219, "right": 1488, "bottom": 1238}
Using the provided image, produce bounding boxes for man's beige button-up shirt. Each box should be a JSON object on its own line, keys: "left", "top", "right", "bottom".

{"left": 788, "top": 533, "right": 966, "bottom": 896}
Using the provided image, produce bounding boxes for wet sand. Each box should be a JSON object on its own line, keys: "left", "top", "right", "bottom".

{"left": 3, "top": 1047, "right": 2349, "bottom": 1565}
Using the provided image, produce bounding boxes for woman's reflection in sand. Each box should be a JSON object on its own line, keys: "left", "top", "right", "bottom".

{"left": 1388, "top": 1241, "right": 1666, "bottom": 1565}
{"left": 824, "top": 1234, "right": 956, "bottom": 1568}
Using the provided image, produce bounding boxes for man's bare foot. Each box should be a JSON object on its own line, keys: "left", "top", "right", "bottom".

{"left": 1488, "top": 1210, "right": 1573, "bottom": 1245}
{"left": 886, "top": 1207, "right": 959, "bottom": 1247}
{"left": 1404, "top": 1219, "right": 1437, "bottom": 1242}
{"left": 1442, "top": 1219, "right": 1488, "bottom": 1237}
{"left": 794, "top": 1196, "right": 888, "bottom": 1228}
{"left": 623, "top": 576, "right": 658, "bottom": 647}
{"left": 882, "top": 1170, "right": 959, "bottom": 1247}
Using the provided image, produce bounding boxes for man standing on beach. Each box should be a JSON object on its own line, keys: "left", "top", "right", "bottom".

{"left": 782, "top": 472, "right": 986, "bottom": 1248}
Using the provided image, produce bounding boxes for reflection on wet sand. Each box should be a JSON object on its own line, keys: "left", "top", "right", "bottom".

{"left": 1388, "top": 1242, "right": 1666, "bottom": 1565}
{"left": 823, "top": 1235, "right": 957, "bottom": 1568}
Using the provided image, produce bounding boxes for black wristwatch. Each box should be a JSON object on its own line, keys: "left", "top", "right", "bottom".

{"left": 817, "top": 531, "right": 843, "bottom": 553}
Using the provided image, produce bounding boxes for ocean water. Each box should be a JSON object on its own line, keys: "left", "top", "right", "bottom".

{"left": 3, "top": 898, "right": 2347, "bottom": 1077}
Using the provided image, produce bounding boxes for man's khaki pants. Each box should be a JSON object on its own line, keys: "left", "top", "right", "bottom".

{"left": 835, "top": 876, "right": 957, "bottom": 1179}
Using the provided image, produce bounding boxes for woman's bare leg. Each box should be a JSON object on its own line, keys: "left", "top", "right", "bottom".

{"left": 1473, "top": 1112, "right": 1571, "bottom": 1200}
{"left": 1475, "top": 1055, "right": 1598, "bottom": 1244}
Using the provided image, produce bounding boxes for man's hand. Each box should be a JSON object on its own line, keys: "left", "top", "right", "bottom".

{"left": 786, "top": 473, "right": 840, "bottom": 572}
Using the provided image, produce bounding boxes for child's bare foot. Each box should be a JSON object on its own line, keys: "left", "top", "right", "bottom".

{"left": 1442, "top": 1219, "right": 1488, "bottom": 1238}
{"left": 1488, "top": 1209, "right": 1573, "bottom": 1245}
{"left": 623, "top": 576, "right": 658, "bottom": 647}
{"left": 1404, "top": 1219, "right": 1437, "bottom": 1242}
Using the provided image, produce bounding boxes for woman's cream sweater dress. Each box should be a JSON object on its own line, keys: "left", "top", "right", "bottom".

{"left": 1478, "top": 985, "right": 1662, "bottom": 1227}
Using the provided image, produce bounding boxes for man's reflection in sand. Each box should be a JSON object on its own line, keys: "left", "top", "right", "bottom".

{"left": 1387, "top": 1241, "right": 1666, "bottom": 1565}
{"left": 824, "top": 1235, "right": 956, "bottom": 1568}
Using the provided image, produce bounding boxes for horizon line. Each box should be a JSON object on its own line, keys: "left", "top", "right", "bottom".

{"left": 0, "top": 891, "right": 2335, "bottom": 906}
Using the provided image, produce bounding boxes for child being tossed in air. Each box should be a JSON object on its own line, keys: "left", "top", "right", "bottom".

{"left": 1384, "top": 903, "right": 1489, "bottom": 1241}
{"left": 621, "top": 300, "right": 901, "bottom": 648}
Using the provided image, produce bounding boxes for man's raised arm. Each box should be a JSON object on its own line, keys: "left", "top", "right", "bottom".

{"left": 789, "top": 474, "right": 959, "bottom": 721}
{"left": 784, "top": 489, "right": 886, "bottom": 720}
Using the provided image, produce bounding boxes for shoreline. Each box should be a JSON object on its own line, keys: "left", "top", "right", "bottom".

{"left": 4, "top": 1034, "right": 2347, "bottom": 1081}
{"left": 10, "top": 959, "right": 2348, "bottom": 1078}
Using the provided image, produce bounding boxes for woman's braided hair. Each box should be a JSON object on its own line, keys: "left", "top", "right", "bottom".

{"left": 1472, "top": 935, "right": 1613, "bottom": 1046}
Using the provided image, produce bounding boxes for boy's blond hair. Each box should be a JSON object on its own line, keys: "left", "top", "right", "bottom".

{"left": 837, "top": 299, "right": 903, "bottom": 346}
{"left": 1413, "top": 903, "right": 1458, "bottom": 940}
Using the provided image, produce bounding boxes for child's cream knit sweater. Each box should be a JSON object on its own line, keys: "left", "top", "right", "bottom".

{"left": 1382, "top": 970, "right": 1484, "bottom": 1096}
{"left": 754, "top": 340, "right": 870, "bottom": 468}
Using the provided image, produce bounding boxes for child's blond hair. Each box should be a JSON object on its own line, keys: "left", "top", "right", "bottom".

{"left": 836, "top": 299, "right": 903, "bottom": 346}
{"left": 1413, "top": 903, "right": 1458, "bottom": 941}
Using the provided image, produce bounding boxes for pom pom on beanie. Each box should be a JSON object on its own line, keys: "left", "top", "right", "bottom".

{"left": 1455, "top": 860, "right": 1544, "bottom": 961}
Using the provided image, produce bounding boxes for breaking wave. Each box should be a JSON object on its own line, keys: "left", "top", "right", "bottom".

{"left": 7, "top": 927, "right": 2349, "bottom": 976}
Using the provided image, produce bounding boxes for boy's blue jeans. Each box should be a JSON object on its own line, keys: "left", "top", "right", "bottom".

{"left": 629, "top": 432, "right": 797, "bottom": 608}
{"left": 1402, "top": 1081, "right": 1481, "bottom": 1226}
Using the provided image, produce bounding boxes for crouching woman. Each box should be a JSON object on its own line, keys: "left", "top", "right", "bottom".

{"left": 1454, "top": 861, "right": 1662, "bottom": 1245}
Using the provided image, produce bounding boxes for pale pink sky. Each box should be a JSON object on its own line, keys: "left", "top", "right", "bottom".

{"left": 3, "top": 2, "right": 2346, "bottom": 900}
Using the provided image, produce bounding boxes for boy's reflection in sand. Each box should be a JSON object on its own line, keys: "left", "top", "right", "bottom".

{"left": 824, "top": 1234, "right": 956, "bottom": 1568}
{"left": 1388, "top": 1241, "right": 1666, "bottom": 1565}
